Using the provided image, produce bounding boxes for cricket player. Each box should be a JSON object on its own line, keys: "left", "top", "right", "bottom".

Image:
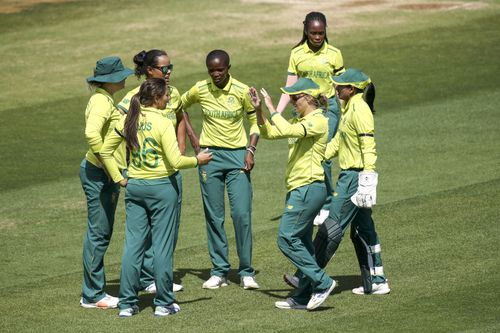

{"left": 181, "top": 50, "right": 260, "bottom": 290}
{"left": 250, "top": 78, "right": 336, "bottom": 310}
{"left": 275, "top": 11, "right": 345, "bottom": 226}
{"left": 79, "top": 56, "right": 133, "bottom": 309}
{"left": 100, "top": 78, "right": 212, "bottom": 317}
{"left": 117, "top": 49, "right": 196, "bottom": 293}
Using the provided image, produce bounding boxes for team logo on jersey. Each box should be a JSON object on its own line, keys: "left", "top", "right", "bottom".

{"left": 321, "top": 57, "right": 329, "bottom": 64}
{"left": 227, "top": 96, "right": 236, "bottom": 105}
{"left": 201, "top": 170, "right": 208, "bottom": 183}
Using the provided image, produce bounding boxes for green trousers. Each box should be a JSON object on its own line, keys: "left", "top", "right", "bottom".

{"left": 321, "top": 96, "right": 341, "bottom": 210}
{"left": 139, "top": 171, "right": 183, "bottom": 289}
{"left": 277, "top": 182, "right": 334, "bottom": 304}
{"left": 198, "top": 147, "right": 254, "bottom": 277}
{"left": 118, "top": 176, "right": 179, "bottom": 309}
{"left": 328, "top": 170, "right": 386, "bottom": 286}
{"left": 79, "top": 159, "right": 120, "bottom": 303}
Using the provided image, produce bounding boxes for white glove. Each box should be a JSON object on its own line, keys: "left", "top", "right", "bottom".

{"left": 351, "top": 171, "right": 378, "bottom": 208}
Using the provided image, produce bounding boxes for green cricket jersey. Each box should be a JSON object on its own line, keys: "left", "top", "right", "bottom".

{"left": 260, "top": 109, "right": 328, "bottom": 192}
{"left": 117, "top": 85, "right": 182, "bottom": 127}
{"left": 84, "top": 88, "right": 126, "bottom": 170}
{"left": 288, "top": 41, "right": 345, "bottom": 98}
{"left": 181, "top": 75, "right": 259, "bottom": 148}
{"left": 100, "top": 106, "right": 197, "bottom": 183}
{"left": 325, "top": 93, "right": 377, "bottom": 171}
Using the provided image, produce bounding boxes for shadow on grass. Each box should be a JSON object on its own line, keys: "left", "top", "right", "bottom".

{"left": 255, "top": 274, "right": 361, "bottom": 300}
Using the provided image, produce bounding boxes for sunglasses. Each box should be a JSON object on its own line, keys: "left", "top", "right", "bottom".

{"left": 290, "top": 94, "right": 306, "bottom": 102}
{"left": 153, "top": 64, "right": 174, "bottom": 75}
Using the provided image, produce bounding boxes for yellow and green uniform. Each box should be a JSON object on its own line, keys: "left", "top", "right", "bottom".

{"left": 288, "top": 41, "right": 345, "bottom": 210}
{"left": 181, "top": 75, "right": 258, "bottom": 277}
{"left": 288, "top": 41, "right": 344, "bottom": 99}
{"left": 118, "top": 85, "right": 184, "bottom": 290}
{"left": 317, "top": 93, "right": 387, "bottom": 292}
{"left": 80, "top": 88, "right": 124, "bottom": 303}
{"left": 100, "top": 106, "right": 197, "bottom": 309}
{"left": 260, "top": 109, "right": 334, "bottom": 303}
{"left": 118, "top": 85, "right": 182, "bottom": 124}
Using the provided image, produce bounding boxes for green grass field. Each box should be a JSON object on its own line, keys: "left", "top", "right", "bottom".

{"left": 1, "top": 0, "right": 499, "bottom": 332}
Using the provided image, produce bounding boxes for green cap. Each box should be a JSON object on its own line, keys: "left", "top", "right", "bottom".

{"left": 86, "top": 56, "right": 134, "bottom": 83}
{"left": 332, "top": 68, "right": 371, "bottom": 90}
{"left": 280, "top": 78, "right": 320, "bottom": 97}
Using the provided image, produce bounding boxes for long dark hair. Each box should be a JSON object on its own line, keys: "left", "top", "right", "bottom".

{"left": 293, "top": 11, "right": 329, "bottom": 48}
{"left": 124, "top": 78, "right": 167, "bottom": 150}
{"left": 362, "top": 82, "right": 376, "bottom": 113}
{"left": 132, "top": 49, "right": 168, "bottom": 78}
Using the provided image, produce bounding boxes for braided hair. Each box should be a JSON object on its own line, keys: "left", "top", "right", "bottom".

{"left": 293, "top": 11, "right": 329, "bottom": 48}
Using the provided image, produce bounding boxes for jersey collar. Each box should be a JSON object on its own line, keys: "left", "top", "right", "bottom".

{"left": 95, "top": 87, "right": 115, "bottom": 103}
{"left": 343, "top": 93, "right": 364, "bottom": 113}
{"left": 303, "top": 41, "right": 328, "bottom": 55}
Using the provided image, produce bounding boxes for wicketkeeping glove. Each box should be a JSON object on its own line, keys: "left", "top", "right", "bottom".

{"left": 351, "top": 171, "right": 378, "bottom": 208}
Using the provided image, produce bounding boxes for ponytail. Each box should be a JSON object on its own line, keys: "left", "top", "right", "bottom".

{"left": 123, "top": 78, "right": 168, "bottom": 150}
{"left": 363, "top": 82, "right": 376, "bottom": 114}
{"left": 132, "top": 49, "right": 168, "bottom": 79}
{"left": 124, "top": 95, "right": 141, "bottom": 150}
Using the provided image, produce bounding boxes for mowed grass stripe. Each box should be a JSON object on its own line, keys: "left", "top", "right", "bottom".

{"left": 0, "top": 177, "right": 498, "bottom": 332}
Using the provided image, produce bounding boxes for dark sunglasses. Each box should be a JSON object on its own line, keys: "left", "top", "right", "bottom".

{"left": 153, "top": 64, "right": 174, "bottom": 74}
{"left": 290, "top": 94, "right": 306, "bottom": 102}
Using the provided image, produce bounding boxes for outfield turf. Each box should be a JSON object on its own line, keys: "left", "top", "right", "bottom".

{"left": 1, "top": 1, "right": 499, "bottom": 332}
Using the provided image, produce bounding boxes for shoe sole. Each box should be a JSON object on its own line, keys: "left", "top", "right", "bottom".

{"left": 80, "top": 302, "right": 118, "bottom": 309}
{"left": 275, "top": 304, "right": 307, "bottom": 310}
{"left": 352, "top": 289, "right": 391, "bottom": 295}
{"left": 307, "top": 280, "right": 337, "bottom": 310}
{"left": 202, "top": 282, "right": 228, "bottom": 289}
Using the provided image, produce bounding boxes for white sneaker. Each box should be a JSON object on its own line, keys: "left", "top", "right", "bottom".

{"left": 275, "top": 298, "right": 307, "bottom": 310}
{"left": 313, "top": 209, "right": 329, "bottom": 226}
{"left": 80, "top": 294, "right": 119, "bottom": 309}
{"left": 143, "top": 283, "right": 183, "bottom": 293}
{"left": 154, "top": 303, "right": 180, "bottom": 317}
{"left": 306, "top": 280, "right": 336, "bottom": 310}
{"left": 240, "top": 276, "right": 260, "bottom": 289}
{"left": 202, "top": 275, "right": 228, "bottom": 289}
{"left": 119, "top": 305, "right": 139, "bottom": 318}
{"left": 352, "top": 282, "right": 390, "bottom": 295}
{"left": 283, "top": 273, "right": 299, "bottom": 289}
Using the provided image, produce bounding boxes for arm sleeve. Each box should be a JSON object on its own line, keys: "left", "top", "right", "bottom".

{"left": 333, "top": 50, "right": 345, "bottom": 75}
{"left": 271, "top": 113, "right": 326, "bottom": 138}
{"left": 160, "top": 122, "right": 198, "bottom": 169}
{"left": 84, "top": 95, "right": 112, "bottom": 153}
{"left": 353, "top": 105, "right": 377, "bottom": 170}
{"left": 243, "top": 87, "right": 260, "bottom": 136}
{"left": 325, "top": 132, "right": 340, "bottom": 160}
{"left": 100, "top": 122, "right": 126, "bottom": 183}
{"left": 287, "top": 52, "right": 297, "bottom": 75}
{"left": 180, "top": 84, "right": 200, "bottom": 110}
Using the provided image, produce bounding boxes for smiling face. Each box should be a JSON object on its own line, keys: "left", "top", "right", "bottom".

{"left": 207, "top": 56, "right": 230, "bottom": 88}
{"left": 306, "top": 20, "right": 326, "bottom": 50}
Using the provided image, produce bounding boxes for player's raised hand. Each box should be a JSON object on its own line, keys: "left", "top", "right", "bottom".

{"left": 248, "top": 87, "right": 261, "bottom": 108}
{"left": 260, "top": 88, "right": 277, "bottom": 113}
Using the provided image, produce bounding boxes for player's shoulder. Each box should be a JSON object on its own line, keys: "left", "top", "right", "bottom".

{"left": 169, "top": 85, "right": 181, "bottom": 97}
{"left": 326, "top": 44, "right": 342, "bottom": 55}
{"left": 291, "top": 44, "right": 304, "bottom": 56}
{"left": 230, "top": 77, "right": 249, "bottom": 93}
